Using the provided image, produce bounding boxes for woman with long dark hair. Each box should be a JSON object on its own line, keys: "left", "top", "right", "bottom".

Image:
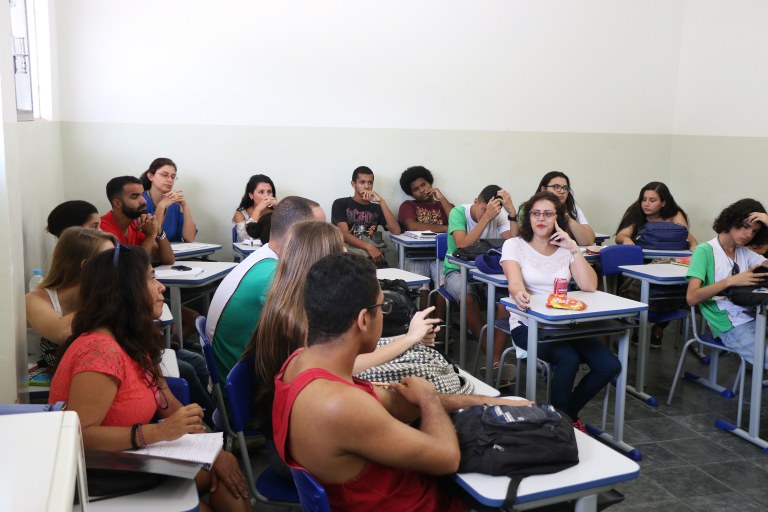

{"left": 232, "top": 174, "right": 277, "bottom": 242}
{"left": 49, "top": 246, "right": 250, "bottom": 512}
{"left": 532, "top": 171, "right": 595, "bottom": 246}
{"left": 502, "top": 191, "right": 620, "bottom": 431}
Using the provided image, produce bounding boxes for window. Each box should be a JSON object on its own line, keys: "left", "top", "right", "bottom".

{"left": 9, "top": 0, "right": 50, "bottom": 121}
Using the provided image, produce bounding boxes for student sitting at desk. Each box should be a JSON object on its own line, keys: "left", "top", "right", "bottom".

{"left": 49, "top": 246, "right": 250, "bottom": 512}
{"left": 444, "top": 184, "right": 518, "bottom": 379}
{"left": 501, "top": 191, "right": 620, "bottom": 431}
{"left": 331, "top": 165, "right": 401, "bottom": 267}
{"left": 140, "top": 157, "right": 197, "bottom": 242}
{"left": 686, "top": 199, "right": 768, "bottom": 369}
{"left": 232, "top": 174, "right": 277, "bottom": 242}
{"left": 272, "top": 252, "right": 528, "bottom": 512}
{"left": 46, "top": 200, "right": 101, "bottom": 237}
{"left": 528, "top": 171, "right": 595, "bottom": 246}
{"left": 615, "top": 181, "right": 697, "bottom": 348}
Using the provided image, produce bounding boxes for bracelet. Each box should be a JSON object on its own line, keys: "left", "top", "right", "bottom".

{"left": 137, "top": 424, "right": 147, "bottom": 449}
{"left": 130, "top": 423, "right": 141, "bottom": 450}
{"left": 156, "top": 230, "right": 167, "bottom": 241}
{"left": 569, "top": 247, "right": 580, "bottom": 255}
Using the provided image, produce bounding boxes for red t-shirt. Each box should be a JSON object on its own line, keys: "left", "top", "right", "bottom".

{"left": 100, "top": 211, "right": 146, "bottom": 246}
{"left": 49, "top": 332, "right": 158, "bottom": 426}
{"left": 273, "top": 350, "right": 466, "bottom": 512}
{"left": 398, "top": 200, "right": 448, "bottom": 227}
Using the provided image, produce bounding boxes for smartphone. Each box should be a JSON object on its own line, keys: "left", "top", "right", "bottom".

{"left": 171, "top": 265, "right": 192, "bottom": 271}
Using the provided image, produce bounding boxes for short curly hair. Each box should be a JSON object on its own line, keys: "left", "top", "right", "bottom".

{"left": 399, "top": 166, "right": 434, "bottom": 196}
{"left": 519, "top": 191, "right": 567, "bottom": 242}
{"left": 712, "top": 198, "right": 768, "bottom": 246}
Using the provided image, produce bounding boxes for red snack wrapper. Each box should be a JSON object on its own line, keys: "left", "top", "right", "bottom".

{"left": 546, "top": 294, "right": 586, "bottom": 311}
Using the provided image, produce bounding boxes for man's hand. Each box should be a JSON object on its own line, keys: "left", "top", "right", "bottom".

{"left": 483, "top": 197, "right": 503, "bottom": 222}
{"left": 361, "top": 190, "right": 381, "bottom": 203}
{"left": 138, "top": 214, "right": 160, "bottom": 238}
{"left": 404, "top": 307, "right": 441, "bottom": 347}
{"left": 365, "top": 244, "right": 385, "bottom": 263}
{"left": 431, "top": 188, "right": 443, "bottom": 202}
{"left": 390, "top": 376, "right": 439, "bottom": 408}
{"left": 496, "top": 189, "right": 516, "bottom": 215}
{"left": 728, "top": 265, "right": 768, "bottom": 288}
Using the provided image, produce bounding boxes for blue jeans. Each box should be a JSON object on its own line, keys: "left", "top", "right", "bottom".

{"left": 510, "top": 325, "right": 621, "bottom": 420}
{"left": 176, "top": 349, "right": 216, "bottom": 426}
{"left": 719, "top": 320, "right": 768, "bottom": 370}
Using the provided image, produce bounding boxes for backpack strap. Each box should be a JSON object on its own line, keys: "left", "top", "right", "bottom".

{"left": 504, "top": 475, "right": 524, "bottom": 507}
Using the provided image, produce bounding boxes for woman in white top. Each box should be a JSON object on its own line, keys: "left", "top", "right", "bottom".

{"left": 501, "top": 191, "right": 620, "bottom": 430}
{"left": 232, "top": 174, "right": 277, "bottom": 242}
{"left": 26, "top": 227, "right": 117, "bottom": 367}
{"left": 534, "top": 171, "right": 595, "bottom": 246}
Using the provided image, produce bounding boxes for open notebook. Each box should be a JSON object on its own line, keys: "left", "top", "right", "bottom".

{"left": 126, "top": 432, "right": 223, "bottom": 470}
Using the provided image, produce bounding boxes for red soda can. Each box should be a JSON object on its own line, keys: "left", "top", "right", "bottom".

{"left": 553, "top": 278, "right": 568, "bottom": 296}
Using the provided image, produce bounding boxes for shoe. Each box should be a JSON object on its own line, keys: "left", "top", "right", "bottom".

{"left": 572, "top": 419, "right": 587, "bottom": 433}
{"left": 650, "top": 333, "right": 663, "bottom": 350}
{"left": 496, "top": 362, "right": 517, "bottom": 382}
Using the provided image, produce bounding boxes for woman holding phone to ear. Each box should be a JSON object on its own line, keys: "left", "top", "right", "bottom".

{"left": 501, "top": 191, "right": 620, "bottom": 431}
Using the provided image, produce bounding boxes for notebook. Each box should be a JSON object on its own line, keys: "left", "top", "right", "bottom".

{"left": 403, "top": 230, "right": 437, "bottom": 239}
{"left": 127, "top": 432, "right": 223, "bottom": 470}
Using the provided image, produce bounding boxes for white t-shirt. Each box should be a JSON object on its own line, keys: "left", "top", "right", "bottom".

{"left": 573, "top": 204, "right": 589, "bottom": 225}
{"left": 462, "top": 203, "right": 509, "bottom": 238}
{"left": 500, "top": 237, "right": 574, "bottom": 331}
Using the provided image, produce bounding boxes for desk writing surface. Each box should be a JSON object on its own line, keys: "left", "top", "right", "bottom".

{"left": 456, "top": 430, "right": 640, "bottom": 507}
{"left": 155, "top": 261, "right": 236, "bottom": 284}
{"left": 500, "top": 290, "right": 647, "bottom": 322}
{"left": 620, "top": 263, "right": 688, "bottom": 282}
{"left": 376, "top": 268, "right": 430, "bottom": 286}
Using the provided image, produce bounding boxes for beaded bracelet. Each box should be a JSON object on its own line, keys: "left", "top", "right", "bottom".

{"left": 130, "top": 423, "right": 141, "bottom": 450}
{"left": 137, "top": 424, "right": 147, "bottom": 449}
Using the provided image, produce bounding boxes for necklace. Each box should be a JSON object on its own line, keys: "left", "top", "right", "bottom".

{"left": 716, "top": 235, "right": 739, "bottom": 275}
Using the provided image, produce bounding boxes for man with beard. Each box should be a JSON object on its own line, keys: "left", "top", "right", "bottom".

{"left": 100, "top": 176, "right": 175, "bottom": 264}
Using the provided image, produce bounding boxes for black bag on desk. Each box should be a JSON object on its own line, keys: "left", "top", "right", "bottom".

{"left": 453, "top": 238, "right": 506, "bottom": 261}
{"left": 453, "top": 403, "right": 579, "bottom": 506}
{"left": 378, "top": 279, "right": 417, "bottom": 336}
{"left": 725, "top": 266, "right": 768, "bottom": 307}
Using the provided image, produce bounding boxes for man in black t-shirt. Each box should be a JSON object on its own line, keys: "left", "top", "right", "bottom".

{"left": 331, "top": 166, "right": 401, "bottom": 266}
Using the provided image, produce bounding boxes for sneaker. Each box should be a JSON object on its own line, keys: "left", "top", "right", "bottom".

{"left": 496, "top": 362, "right": 517, "bottom": 382}
{"left": 650, "top": 334, "right": 663, "bottom": 350}
{"left": 572, "top": 419, "right": 587, "bottom": 433}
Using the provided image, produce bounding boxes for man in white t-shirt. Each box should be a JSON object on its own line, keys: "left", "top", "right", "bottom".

{"left": 443, "top": 185, "right": 519, "bottom": 376}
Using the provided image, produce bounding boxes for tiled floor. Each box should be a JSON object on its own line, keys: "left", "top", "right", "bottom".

{"left": 243, "top": 325, "right": 768, "bottom": 511}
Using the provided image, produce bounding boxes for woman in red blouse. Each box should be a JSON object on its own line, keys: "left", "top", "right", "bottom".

{"left": 49, "top": 244, "right": 250, "bottom": 512}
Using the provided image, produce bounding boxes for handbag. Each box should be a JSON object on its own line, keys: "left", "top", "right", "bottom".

{"left": 356, "top": 339, "right": 474, "bottom": 394}
{"left": 634, "top": 222, "right": 689, "bottom": 250}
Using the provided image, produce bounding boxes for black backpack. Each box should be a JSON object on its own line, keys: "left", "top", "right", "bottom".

{"left": 453, "top": 403, "right": 579, "bottom": 506}
{"left": 452, "top": 238, "right": 506, "bottom": 261}
{"left": 379, "top": 279, "right": 417, "bottom": 337}
{"left": 725, "top": 266, "right": 768, "bottom": 307}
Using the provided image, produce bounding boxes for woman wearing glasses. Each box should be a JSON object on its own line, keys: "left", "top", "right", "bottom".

{"left": 501, "top": 191, "right": 620, "bottom": 431}
{"left": 49, "top": 245, "right": 250, "bottom": 511}
{"left": 232, "top": 174, "right": 277, "bottom": 242}
{"left": 140, "top": 157, "right": 197, "bottom": 242}
{"left": 533, "top": 171, "right": 595, "bottom": 246}
{"left": 686, "top": 199, "right": 768, "bottom": 368}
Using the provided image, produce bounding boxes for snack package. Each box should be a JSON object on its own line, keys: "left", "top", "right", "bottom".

{"left": 546, "top": 294, "right": 586, "bottom": 311}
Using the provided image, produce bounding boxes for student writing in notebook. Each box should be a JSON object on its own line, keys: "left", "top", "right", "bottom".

{"left": 49, "top": 245, "right": 250, "bottom": 512}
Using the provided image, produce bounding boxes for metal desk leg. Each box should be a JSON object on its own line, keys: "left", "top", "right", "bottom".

{"left": 484, "top": 283, "right": 497, "bottom": 385}
{"left": 627, "top": 280, "right": 657, "bottom": 406}
{"left": 397, "top": 244, "right": 405, "bottom": 270}
{"left": 171, "top": 287, "right": 184, "bottom": 347}
{"left": 525, "top": 320, "right": 539, "bottom": 401}
{"left": 716, "top": 306, "right": 768, "bottom": 450}
{"left": 459, "top": 265, "right": 468, "bottom": 368}
{"left": 573, "top": 494, "right": 598, "bottom": 512}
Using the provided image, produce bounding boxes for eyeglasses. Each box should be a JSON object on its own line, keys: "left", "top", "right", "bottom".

{"left": 529, "top": 210, "right": 556, "bottom": 219}
{"left": 546, "top": 184, "right": 570, "bottom": 193}
{"left": 156, "top": 172, "right": 178, "bottom": 182}
{"left": 112, "top": 243, "right": 131, "bottom": 267}
{"left": 142, "top": 371, "right": 168, "bottom": 410}
{"left": 366, "top": 298, "right": 393, "bottom": 315}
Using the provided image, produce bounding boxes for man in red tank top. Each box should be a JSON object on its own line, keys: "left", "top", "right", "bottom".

{"left": 272, "top": 252, "right": 529, "bottom": 512}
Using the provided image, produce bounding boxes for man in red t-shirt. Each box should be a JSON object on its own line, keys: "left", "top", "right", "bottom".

{"left": 273, "top": 253, "right": 529, "bottom": 512}
{"left": 100, "top": 176, "right": 175, "bottom": 264}
{"left": 398, "top": 166, "right": 454, "bottom": 234}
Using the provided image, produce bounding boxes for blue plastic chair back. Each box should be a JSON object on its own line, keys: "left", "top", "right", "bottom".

{"left": 0, "top": 402, "right": 66, "bottom": 415}
{"left": 231, "top": 226, "right": 238, "bottom": 243}
{"left": 599, "top": 244, "right": 643, "bottom": 277}
{"left": 290, "top": 468, "right": 331, "bottom": 512}
{"left": 225, "top": 357, "right": 258, "bottom": 432}
{"left": 435, "top": 233, "right": 449, "bottom": 260}
{"left": 166, "top": 377, "right": 190, "bottom": 405}
{"left": 195, "top": 316, "right": 221, "bottom": 386}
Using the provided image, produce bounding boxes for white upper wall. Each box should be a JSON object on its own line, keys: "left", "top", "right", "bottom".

{"left": 674, "top": 0, "right": 768, "bottom": 137}
{"left": 55, "top": 0, "right": 684, "bottom": 134}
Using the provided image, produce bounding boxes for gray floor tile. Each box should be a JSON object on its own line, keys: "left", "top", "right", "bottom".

{"left": 699, "top": 460, "right": 768, "bottom": 491}
{"left": 682, "top": 492, "right": 765, "bottom": 512}
{"left": 632, "top": 442, "right": 687, "bottom": 471}
{"left": 742, "top": 488, "right": 768, "bottom": 509}
{"left": 643, "top": 466, "right": 731, "bottom": 498}
{"left": 626, "top": 417, "right": 700, "bottom": 442}
{"left": 610, "top": 474, "right": 675, "bottom": 507}
{"left": 611, "top": 500, "right": 694, "bottom": 512}
{"left": 658, "top": 437, "right": 743, "bottom": 465}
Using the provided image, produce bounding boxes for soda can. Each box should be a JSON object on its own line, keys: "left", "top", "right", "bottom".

{"left": 553, "top": 278, "right": 568, "bottom": 296}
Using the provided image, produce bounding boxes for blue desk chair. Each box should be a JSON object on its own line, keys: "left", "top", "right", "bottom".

{"left": 165, "top": 377, "right": 190, "bottom": 405}
{"left": 231, "top": 226, "right": 238, "bottom": 243}
{"left": 290, "top": 468, "right": 331, "bottom": 512}
{"left": 0, "top": 402, "right": 66, "bottom": 415}
{"left": 195, "top": 315, "right": 235, "bottom": 449}
{"left": 667, "top": 307, "right": 747, "bottom": 422}
{"left": 427, "top": 233, "right": 458, "bottom": 351}
{"left": 226, "top": 357, "right": 299, "bottom": 504}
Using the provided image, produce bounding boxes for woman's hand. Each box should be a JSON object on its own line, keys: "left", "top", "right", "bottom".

{"left": 404, "top": 307, "right": 441, "bottom": 348}
{"left": 161, "top": 190, "right": 186, "bottom": 209}
{"left": 251, "top": 196, "right": 277, "bottom": 220}
{"left": 549, "top": 223, "right": 578, "bottom": 252}
{"left": 513, "top": 290, "right": 531, "bottom": 311}
{"left": 158, "top": 404, "right": 205, "bottom": 441}
{"left": 209, "top": 451, "right": 250, "bottom": 500}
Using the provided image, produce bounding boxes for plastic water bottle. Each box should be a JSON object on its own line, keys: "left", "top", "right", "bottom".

{"left": 28, "top": 269, "right": 44, "bottom": 292}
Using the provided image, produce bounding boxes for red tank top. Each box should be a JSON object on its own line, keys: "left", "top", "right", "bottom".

{"left": 273, "top": 349, "right": 465, "bottom": 512}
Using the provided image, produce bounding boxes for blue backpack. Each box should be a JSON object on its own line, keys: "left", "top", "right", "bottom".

{"left": 635, "top": 222, "right": 689, "bottom": 250}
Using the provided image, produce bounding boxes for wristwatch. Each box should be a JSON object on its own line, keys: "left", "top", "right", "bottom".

{"left": 156, "top": 230, "right": 167, "bottom": 241}
{"left": 507, "top": 214, "right": 517, "bottom": 221}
